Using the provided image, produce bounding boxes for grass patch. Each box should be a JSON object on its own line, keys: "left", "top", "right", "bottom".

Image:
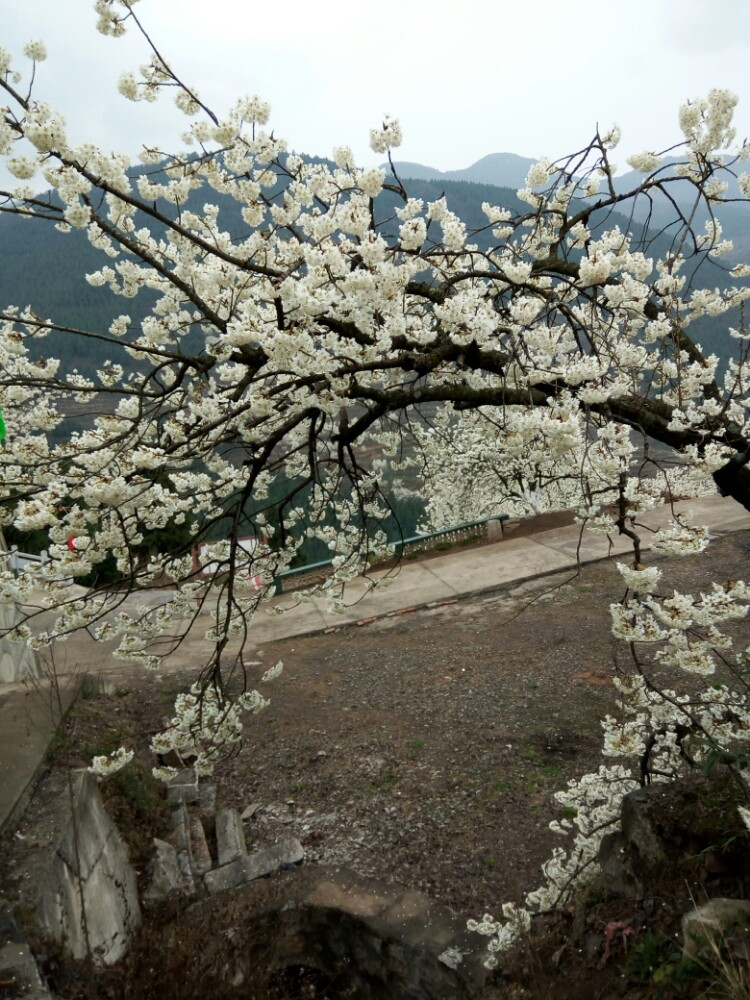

{"left": 541, "top": 763, "right": 563, "bottom": 779}
{"left": 103, "top": 761, "right": 170, "bottom": 864}
{"left": 364, "top": 769, "right": 400, "bottom": 794}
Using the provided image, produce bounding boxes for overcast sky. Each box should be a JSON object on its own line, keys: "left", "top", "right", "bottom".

{"left": 3, "top": 0, "right": 750, "bottom": 177}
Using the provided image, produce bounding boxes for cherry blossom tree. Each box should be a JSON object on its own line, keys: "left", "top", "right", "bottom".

{"left": 2, "top": 1, "right": 750, "bottom": 956}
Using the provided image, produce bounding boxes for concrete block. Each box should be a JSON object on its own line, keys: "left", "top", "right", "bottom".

{"left": 166, "top": 768, "right": 199, "bottom": 805}
{"left": 189, "top": 815, "right": 212, "bottom": 874}
{"left": 169, "top": 801, "right": 191, "bottom": 858}
{"left": 215, "top": 808, "right": 246, "bottom": 867}
{"left": 143, "top": 838, "right": 186, "bottom": 903}
{"left": 198, "top": 783, "right": 217, "bottom": 817}
{"left": 35, "top": 770, "right": 140, "bottom": 965}
{"left": 204, "top": 838, "right": 304, "bottom": 894}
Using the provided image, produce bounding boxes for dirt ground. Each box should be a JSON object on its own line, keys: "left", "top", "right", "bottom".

{"left": 5, "top": 528, "right": 750, "bottom": 998}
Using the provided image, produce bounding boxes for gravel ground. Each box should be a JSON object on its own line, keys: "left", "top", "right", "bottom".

{"left": 4, "top": 528, "right": 750, "bottom": 999}
{"left": 208, "top": 529, "right": 750, "bottom": 919}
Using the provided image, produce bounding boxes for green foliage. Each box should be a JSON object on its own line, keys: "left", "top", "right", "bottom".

{"left": 625, "top": 932, "right": 667, "bottom": 982}
{"left": 3, "top": 518, "right": 49, "bottom": 556}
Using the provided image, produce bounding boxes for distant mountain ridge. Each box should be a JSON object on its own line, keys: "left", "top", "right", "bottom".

{"left": 390, "top": 151, "right": 750, "bottom": 258}
{"left": 388, "top": 152, "right": 536, "bottom": 191}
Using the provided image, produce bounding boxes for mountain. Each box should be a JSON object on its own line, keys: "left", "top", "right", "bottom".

{"left": 393, "top": 151, "right": 750, "bottom": 263}
{"left": 388, "top": 152, "right": 536, "bottom": 190}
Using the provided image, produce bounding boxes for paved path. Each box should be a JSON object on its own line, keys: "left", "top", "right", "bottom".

{"left": 2, "top": 494, "right": 749, "bottom": 833}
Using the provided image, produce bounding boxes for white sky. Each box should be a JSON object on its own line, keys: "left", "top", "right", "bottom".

{"left": 2, "top": 0, "right": 750, "bottom": 176}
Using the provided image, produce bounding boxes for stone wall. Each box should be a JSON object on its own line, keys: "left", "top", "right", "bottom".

{"left": 147, "top": 865, "right": 489, "bottom": 999}
{"left": 8, "top": 769, "right": 141, "bottom": 966}
{"left": 38, "top": 770, "right": 141, "bottom": 965}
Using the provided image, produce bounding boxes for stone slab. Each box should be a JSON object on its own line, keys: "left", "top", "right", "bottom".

{"left": 166, "top": 768, "right": 199, "bottom": 805}
{"left": 143, "top": 838, "right": 187, "bottom": 903}
{"left": 169, "top": 800, "right": 192, "bottom": 857}
{"left": 198, "top": 783, "right": 217, "bottom": 817}
{"left": 216, "top": 808, "right": 247, "bottom": 867}
{"left": 189, "top": 814, "right": 213, "bottom": 874}
{"left": 204, "top": 838, "right": 304, "bottom": 894}
{"left": 6, "top": 769, "right": 141, "bottom": 967}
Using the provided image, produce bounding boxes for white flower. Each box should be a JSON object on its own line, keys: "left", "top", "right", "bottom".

{"left": 235, "top": 95, "right": 271, "bottom": 124}
{"left": 89, "top": 747, "right": 134, "bottom": 776}
{"left": 399, "top": 217, "right": 427, "bottom": 251}
{"left": 652, "top": 521, "right": 709, "bottom": 557}
{"left": 601, "top": 124, "right": 621, "bottom": 149}
{"left": 369, "top": 116, "right": 403, "bottom": 154}
{"left": 117, "top": 73, "right": 139, "bottom": 101}
{"left": 626, "top": 151, "right": 661, "bottom": 173}
{"left": 261, "top": 660, "right": 283, "bottom": 682}
{"left": 6, "top": 156, "right": 38, "bottom": 180}
{"left": 358, "top": 168, "right": 385, "bottom": 198}
{"left": 22, "top": 40, "right": 47, "bottom": 62}
{"left": 525, "top": 158, "right": 552, "bottom": 187}
{"left": 616, "top": 562, "right": 662, "bottom": 593}
{"left": 333, "top": 145, "right": 355, "bottom": 169}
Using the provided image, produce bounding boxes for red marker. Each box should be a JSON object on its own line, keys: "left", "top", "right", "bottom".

{"left": 67, "top": 536, "right": 77, "bottom": 552}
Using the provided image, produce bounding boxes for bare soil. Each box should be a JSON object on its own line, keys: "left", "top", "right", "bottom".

{"left": 4, "top": 528, "right": 750, "bottom": 999}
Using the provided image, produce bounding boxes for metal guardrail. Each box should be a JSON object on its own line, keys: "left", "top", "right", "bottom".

{"left": 6, "top": 512, "right": 510, "bottom": 596}
{"left": 273, "top": 513, "right": 509, "bottom": 595}
{"left": 6, "top": 546, "right": 48, "bottom": 578}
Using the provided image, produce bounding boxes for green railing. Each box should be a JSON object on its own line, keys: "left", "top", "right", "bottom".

{"left": 273, "top": 513, "right": 509, "bottom": 595}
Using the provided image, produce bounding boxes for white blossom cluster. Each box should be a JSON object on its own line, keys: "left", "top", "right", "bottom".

{"left": 151, "top": 663, "right": 281, "bottom": 779}
{"left": 89, "top": 746, "right": 134, "bottom": 776}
